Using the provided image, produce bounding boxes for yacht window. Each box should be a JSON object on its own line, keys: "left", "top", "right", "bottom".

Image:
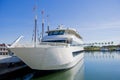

{"left": 59, "top": 30, "right": 64, "bottom": 35}
{"left": 48, "top": 32, "right": 53, "bottom": 36}
{"left": 48, "top": 30, "right": 65, "bottom": 36}
{"left": 43, "top": 40, "right": 66, "bottom": 43}
{"left": 53, "top": 31, "right": 59, "bottom": 35}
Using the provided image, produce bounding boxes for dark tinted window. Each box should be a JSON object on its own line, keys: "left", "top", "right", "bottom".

{"left": 43, "top": 40, "right": 66, "bottom": 43}
{"left": 48, "top": 30, "right": 65, "bottom": 36}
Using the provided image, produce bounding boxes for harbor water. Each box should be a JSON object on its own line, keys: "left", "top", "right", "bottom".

{"left": 1, "top": 51, "right": 120, "bottom": 80}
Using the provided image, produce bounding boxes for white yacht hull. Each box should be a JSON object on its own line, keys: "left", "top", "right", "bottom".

{"left": 10, "top": 46, "right": 84, "bottom": 70}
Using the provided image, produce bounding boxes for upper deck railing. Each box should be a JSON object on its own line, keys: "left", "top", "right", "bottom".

{"left": 10, "top": 42, "right": 69, "bottom": 48}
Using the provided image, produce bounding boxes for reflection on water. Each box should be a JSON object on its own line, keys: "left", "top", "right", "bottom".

{"left": 85, "top": 51, "right": 120, "bottom": 60}
{"left": 85, "top": 51, "right": 120, "bottom": 80}
{"left": 32, "top": 58, "right": 84, "bottom": 80}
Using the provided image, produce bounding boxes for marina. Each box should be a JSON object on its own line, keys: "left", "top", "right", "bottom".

{"left": 84, "top": 44, "right": 120, "bottom": 51}
{"left": 0, "top": 0, "right": 120, "bottom": 80}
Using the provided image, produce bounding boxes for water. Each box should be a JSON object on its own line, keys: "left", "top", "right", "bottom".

{"left": 3, "top": 51, "right": 120, "bottom": 80}
{"left": 85, "top": 51, "right": 120, "bottom": 80}
{"left": 85, "top": 52, "right": 120, "bottom": 80}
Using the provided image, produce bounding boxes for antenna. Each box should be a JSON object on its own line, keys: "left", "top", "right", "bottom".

{"left": 41, "top": 10, "right": 44, "bottom": 39}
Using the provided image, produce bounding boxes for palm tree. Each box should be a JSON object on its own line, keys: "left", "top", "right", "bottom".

{"left": 108, "top": 42, "right": 110, "bottom": 45}
{"left": 111, "top": 41, "right": 114, "bottom": 45}
{"left": 101, "top": 43, "right": 103, "bottom": 47}
{"left": 105, "top": 42, "right": 107, "bottom": 46}
{"left": 98, "top": 43, "right": 101, "bottom": 46}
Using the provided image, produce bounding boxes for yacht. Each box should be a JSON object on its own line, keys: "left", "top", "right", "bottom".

{"left": 8, "top": 15, "right": 84, "bottom": 70}
{"left": 8, "top": 26, "right": 84, "bottom": 70}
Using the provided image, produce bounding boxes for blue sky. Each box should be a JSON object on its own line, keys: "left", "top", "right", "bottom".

{"left": 0, "top": 0, "right": 120, "bottom": 44}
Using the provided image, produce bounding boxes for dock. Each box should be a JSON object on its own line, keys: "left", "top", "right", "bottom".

{"left": 0, "top": 62, "right": 31, "bottom": 80}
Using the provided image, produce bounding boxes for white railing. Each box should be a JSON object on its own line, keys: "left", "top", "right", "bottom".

{"left": 12, "top": 42, "right": 69, "bottom": 48}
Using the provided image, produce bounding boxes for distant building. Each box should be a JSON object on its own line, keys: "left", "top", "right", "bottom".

{"left": 0, "top": 43, "right": 9, "bottom": 55}
{"left": 0, "top": 43, "right": 22, "bottom": 64}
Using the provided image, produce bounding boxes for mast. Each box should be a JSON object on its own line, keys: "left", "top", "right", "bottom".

{"left": 33, "top": 0, "right": 37, "bottom": 47}
{"left": 47, "top": 15, "right": 50, "bottom": 31}
{"left": 34, "top": 15, "right": 37, "bottom": 47}
{"left": 41, "top": 10, "right": 44, "bottom": 39}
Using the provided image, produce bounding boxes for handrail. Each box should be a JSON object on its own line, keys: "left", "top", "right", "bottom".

{"left": 9, "top": 42, "right": 68, "bottom": 48}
